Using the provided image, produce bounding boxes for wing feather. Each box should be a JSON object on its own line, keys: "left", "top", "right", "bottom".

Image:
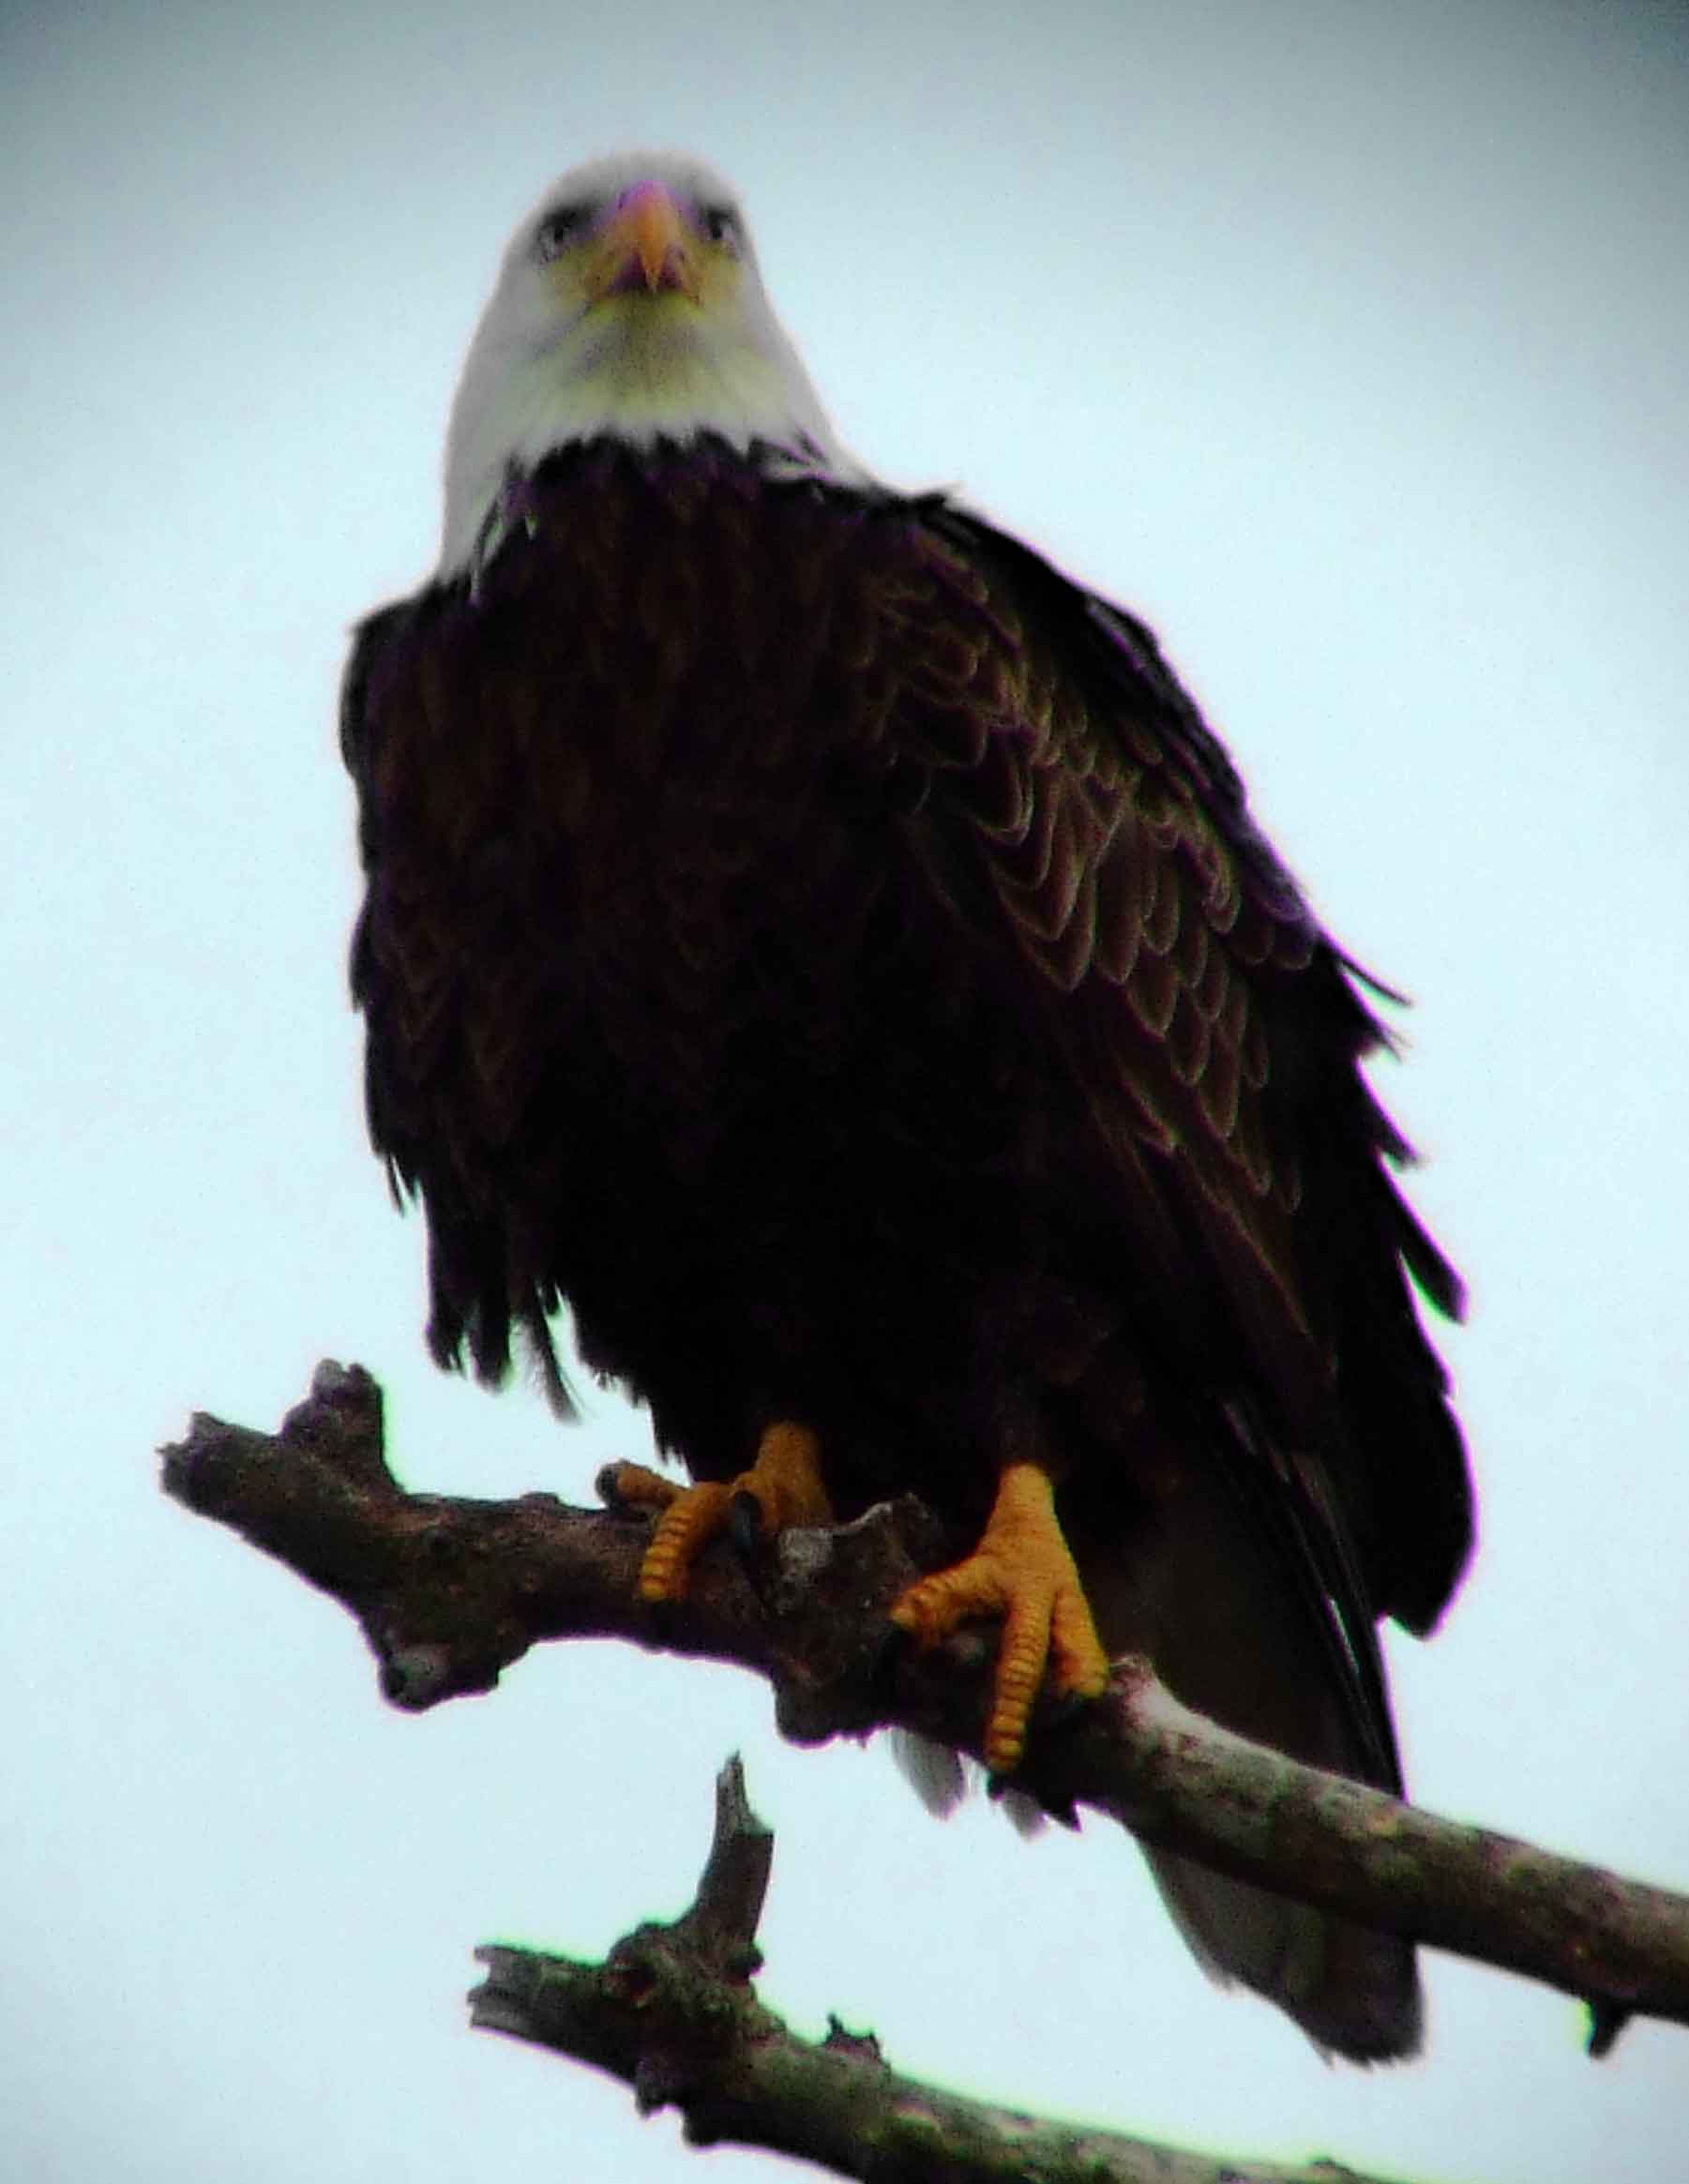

{"left": 874, "top": 499, "right": 1471, "bottom": 1721}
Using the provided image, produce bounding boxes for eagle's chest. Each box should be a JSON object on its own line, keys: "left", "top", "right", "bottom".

{"left": 366, "top": 454, "right": 1039, "bottom": 1284}
{"left": 434, "top": 502, "right": 935, "bottom": 1152}
{"left": 497, "top": 655, "right": 882, "bottom": 1142}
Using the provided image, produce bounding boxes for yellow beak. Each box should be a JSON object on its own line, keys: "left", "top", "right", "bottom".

{"left": 586, "top": 181, "right": 701, "bottom": 302}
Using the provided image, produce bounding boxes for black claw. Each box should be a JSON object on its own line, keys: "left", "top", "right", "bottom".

{"left": 1043, "top": 1685, "right": 1099, "bottom": 1736}
{"left": 981, "top": 1685, "right": 1105, "bottom": 1806}
{"left": 727, "top": 1488, "right": 777, "bottom": 1604}
{"left": 643, "top": 1595, "right": 681, "bottom": 1643}
{"left": 1006, "top": 1686, "right": 1102, "bottom": 1823}
{"left": 596, "top": 1459, "right": 673, "bottom": 1520}
{"left": 728, "top": 1489, "right": 765, "bottom": 1563}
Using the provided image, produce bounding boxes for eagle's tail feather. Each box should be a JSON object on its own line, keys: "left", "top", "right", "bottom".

{"left": 1071, "top": 1453, "right": 1424, "bottom": 2062}
{"left": 1142, "top": 1845, "right": 1420, "bottom": 2061}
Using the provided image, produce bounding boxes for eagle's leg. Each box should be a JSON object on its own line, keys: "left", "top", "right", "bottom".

{"left": 606, "top": 1421, "right": 834, "bottom": 1604}
{"left": 890, "top": 1460, "right": 1110, "bottom": 1776}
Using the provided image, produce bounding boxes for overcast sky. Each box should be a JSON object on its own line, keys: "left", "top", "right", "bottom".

{"left": 6, "top": 2, "right": 1688, "bottom": 2178}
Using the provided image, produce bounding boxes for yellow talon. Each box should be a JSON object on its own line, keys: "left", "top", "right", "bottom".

{"left": 639, "top": 1480, "right": 732, "bottom": 1600}
{"left": 890, "top": 1460, "right": 1110, "bottom": 1776}
{"left": 604, "top": 1460, "right": 684, "bottom": 1514}
{"left": 609, "top": 1422, "right": 833, "bottom": 1604}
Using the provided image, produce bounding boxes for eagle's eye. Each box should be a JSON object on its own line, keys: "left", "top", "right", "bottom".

{"left": 699, "top": 204, "right": 740, "bottom": 251}
{"left": 535, "top": 205, "right": 589, "bottom": 262}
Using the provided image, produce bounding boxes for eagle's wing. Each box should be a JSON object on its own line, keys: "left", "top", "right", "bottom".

{"left": 855, "top": 499, "right": 1473, "bottom": 2057}
{"left": 869, "top": 497, "right": 1472, "bottom": 1712}
{"left": 339, "top": 590, "right": 578, "bottom": 1415}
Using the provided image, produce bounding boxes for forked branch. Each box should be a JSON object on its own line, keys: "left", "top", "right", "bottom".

{"left": 472, "top": 1755, "right": 1410, "bottom": 2183}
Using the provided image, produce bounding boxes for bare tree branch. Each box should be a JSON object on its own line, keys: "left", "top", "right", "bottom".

{"left": 472, "top": 1755, "right": 1410, "bottom": 2184}
{"left": 162, "top": 1361, "right": 1689, "bottom": 2054}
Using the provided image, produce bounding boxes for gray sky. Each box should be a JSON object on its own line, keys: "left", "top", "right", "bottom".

{"left": 6, "top": 1, "right": 1688, "bottom": 2177}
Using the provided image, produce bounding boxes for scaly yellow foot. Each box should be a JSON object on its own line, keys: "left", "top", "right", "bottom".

{"left": 890, "top": 1460, "right": 1110, "bottom": 1776}
{"left": 606, "top": 1421, "right": 833, "bottom": 1604}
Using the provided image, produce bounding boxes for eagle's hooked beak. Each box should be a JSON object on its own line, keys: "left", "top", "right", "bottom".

{"left": 587, "top": 180, "right": 701, "bottom": 302}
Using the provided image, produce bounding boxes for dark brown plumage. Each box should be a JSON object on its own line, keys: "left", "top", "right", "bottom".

{"left": 344, "top": 437, "right": 1471, "bottom": 2056}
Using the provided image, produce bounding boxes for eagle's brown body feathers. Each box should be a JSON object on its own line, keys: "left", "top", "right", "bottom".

{"left": 344, "top": 438, "right": 1471, "bottom": 2057}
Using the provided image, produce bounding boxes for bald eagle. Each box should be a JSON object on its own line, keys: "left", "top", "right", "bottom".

{"left": 342, "top": 152, "right": 1472, "bottom": 2061}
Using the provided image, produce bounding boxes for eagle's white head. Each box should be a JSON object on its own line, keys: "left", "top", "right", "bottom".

{"left": 441, "top": 152, "right": 859, "bottom": 575}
